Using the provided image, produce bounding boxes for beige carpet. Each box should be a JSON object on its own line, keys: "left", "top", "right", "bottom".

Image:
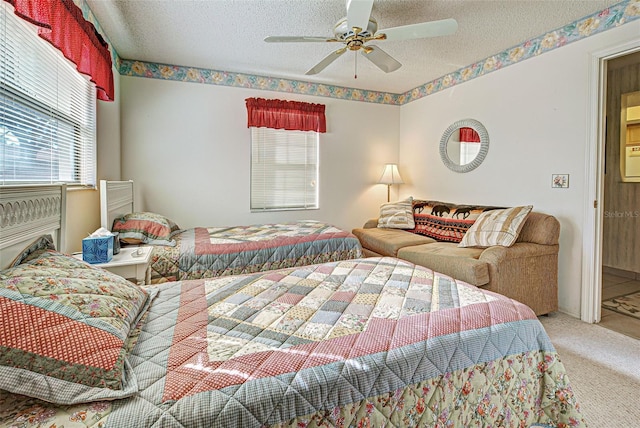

{"left": 539, "top": 312, "right": 640, "bottom": 428}
{"left": 602, "top": 291, "right": 640, "bottom": 320}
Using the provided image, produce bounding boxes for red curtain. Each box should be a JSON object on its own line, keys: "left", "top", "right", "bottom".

{"left": 459, "top": 127, "right": 480, "bottom": 143}
{"left": 6, "top": 0, "right": 114, "bottom": 101}
{"left": 246, "top": 98, "right": 326, "bottom": 133}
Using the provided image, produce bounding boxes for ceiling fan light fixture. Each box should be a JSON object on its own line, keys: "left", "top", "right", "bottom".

{"left": 347, "top": 39, "right": 365, "bottom": 51}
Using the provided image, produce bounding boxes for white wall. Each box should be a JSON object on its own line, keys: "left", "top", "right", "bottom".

{"left": 399, "top": 21, "right": 640, "bottom": 317}
{"left": 119, "top": 76, "right": 400, "bottom": 232}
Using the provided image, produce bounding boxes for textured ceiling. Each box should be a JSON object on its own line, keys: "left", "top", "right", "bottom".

{"left": 86, "top": 0, "right": 622, "bottom": 94}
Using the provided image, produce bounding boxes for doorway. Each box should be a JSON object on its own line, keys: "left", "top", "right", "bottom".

{"left": 582, "top": 40, "right": 640, "bottom": 330}
{"left": 598, "top": 52, "right": 640, "bottom": 339}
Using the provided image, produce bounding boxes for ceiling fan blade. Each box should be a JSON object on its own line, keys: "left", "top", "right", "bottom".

{"left": 264, "top": 36, "right": 337, "bottom": 43}
{"left": 346, "top": 0, "right": 374, "bottom": 32}
{"left": 305, "top": 48, "right": 347, "bottom": 75}
{"left": 376, "top": 18, "right": 458, "bottom": 41}
{"left": 361, "top": 46, "right": 401, "bottom": 73}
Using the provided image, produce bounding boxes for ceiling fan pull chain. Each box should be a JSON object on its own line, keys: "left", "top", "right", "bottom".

{"left": 354, "top": 52, "right": 358, "bottom": 79}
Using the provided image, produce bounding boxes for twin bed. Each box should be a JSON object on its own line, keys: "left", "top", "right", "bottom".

{"left": 100, "top": 181, "right": 363, "bottom": 283}
{"left": 0, "top": 184, "right": 586, "bottom": 427}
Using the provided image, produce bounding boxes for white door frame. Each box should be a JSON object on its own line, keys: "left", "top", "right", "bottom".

{"left": 582, "top": 38, "right": 640, "bottom": 323}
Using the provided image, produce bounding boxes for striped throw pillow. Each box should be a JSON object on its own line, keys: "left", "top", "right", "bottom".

{"left": 378, "top": 197, "right": 415, "bottom": 229}
{"left": 458, "top": 205, "right": 533, "bottom": 248}
{"left": 112, "top": 211, "right": 180, "bottom": 246}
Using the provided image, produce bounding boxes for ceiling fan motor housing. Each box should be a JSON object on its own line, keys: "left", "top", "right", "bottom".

{"left": 334, "top": 17, "right": 378, "bottom": 41}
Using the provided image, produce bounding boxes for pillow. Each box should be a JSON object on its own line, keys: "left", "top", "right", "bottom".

{"left": 112, "top": 211, "right": 180, "bottom": 246}
{"left": 458, "top": 205, "right": 533, "bottom": 248}
{"left": 8, "top": 234, "right": 56, "bottom": 268}
{"left": 0, "top": 249, "right": 154, "bottom": 404}
{"left": 411, "top": 200, "right": 472, "bottom": 243}
{"left": 410, "top": 200, "right": 497, "bottom": 243}
{"left": 378, "top": 197, "right": 415, "bottom": 229}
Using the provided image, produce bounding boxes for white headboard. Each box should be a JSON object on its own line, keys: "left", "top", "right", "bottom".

{"left": 100, "top": 180, "right": 134, "bottom": 230}
{"left": 0, "top": 184, "right": 67, "bottom": 269}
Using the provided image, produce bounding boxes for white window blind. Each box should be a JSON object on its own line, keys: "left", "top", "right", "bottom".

{"left": 460, "top": 141, "right": 481, "bottom": 165}
{"left": 251, "top": 127, "right": 319, "bottom": 211}
{"left": 0, "top": 2, "right": 96, "bottom": 186}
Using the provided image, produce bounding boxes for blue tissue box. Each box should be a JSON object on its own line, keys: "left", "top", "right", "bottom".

{"left": 82, "top": 235, "right": 114, "bottom": 264}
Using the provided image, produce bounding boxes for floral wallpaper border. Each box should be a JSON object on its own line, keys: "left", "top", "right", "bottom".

{"left": 398, "top": 0, "right": 640, "bottom": 105}
{"left": 118, "top": 60, "right": 401, "bottom": 105}
{"left": 83, "top": 0, "right": 639, "bottom": 106}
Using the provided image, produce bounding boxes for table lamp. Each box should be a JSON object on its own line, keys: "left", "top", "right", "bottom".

{"left": 378, "top": 163, "right": 404, "bottom": 202}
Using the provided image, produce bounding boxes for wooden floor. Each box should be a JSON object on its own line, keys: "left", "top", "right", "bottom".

{"left": 600, "top": 272, "right": 640, "bottom": 340}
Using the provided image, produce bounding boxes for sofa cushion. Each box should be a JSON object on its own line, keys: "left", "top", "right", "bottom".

{"left": 459, "top": 205, "right": 533, "bottom": 248}
{"left": 378, "top": 197, "right": 415, "bottom": 229}
{"left": 410, "top": 200, "right": 502, "bottom": 243}
{"left": 397, "top": 242, "right": 490, "bottom": 286}
{"left": 351, "top": 227, "right": 435, "bottom": 257}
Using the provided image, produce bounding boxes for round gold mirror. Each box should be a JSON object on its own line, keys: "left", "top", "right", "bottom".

{"left": 439, "top": 118, "right": 489, "bottom": 173}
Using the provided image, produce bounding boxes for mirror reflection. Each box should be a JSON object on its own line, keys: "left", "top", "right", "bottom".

{"left": 446, "top": 126, "right": 482, "bottom": 166}
{"left": 620, "top": 90, "right": 640, "bottom": 182}
{"left": 439, "top": 119, "right": 489, "bottom": 173}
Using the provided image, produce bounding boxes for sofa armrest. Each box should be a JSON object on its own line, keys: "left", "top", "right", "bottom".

{"left": 517, "top": 212, "right": 560, "bottom": 245}
{"left": 363, "top": 218, "right": 379, "bottom": 229}
{"left": 479, "top": 242, "right": 559, "bottom": 315}
{"left": 479, "top": 242, "right": 559, "bottom": 264}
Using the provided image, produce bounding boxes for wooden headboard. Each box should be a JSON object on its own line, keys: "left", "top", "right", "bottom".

{"left": 0, "top": 184, "right": 67, "bottom": 269}
{"left": 100, "top": 180, "right": 134, "bottom": 230}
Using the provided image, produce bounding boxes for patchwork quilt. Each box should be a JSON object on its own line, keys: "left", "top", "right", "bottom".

{"left": 0, "top": 257, "right": 585, "bottom": 428}
{"left": 148, "top": 220, "right": 363, "bottom": 283}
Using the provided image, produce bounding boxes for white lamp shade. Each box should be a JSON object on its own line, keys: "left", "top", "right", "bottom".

{"left": 378, "top": 164, "right": 404, "bottom": 185}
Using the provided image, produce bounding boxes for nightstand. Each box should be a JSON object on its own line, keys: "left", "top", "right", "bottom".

{"left": 74, "top": 246, "right": 153, "bottom": 285}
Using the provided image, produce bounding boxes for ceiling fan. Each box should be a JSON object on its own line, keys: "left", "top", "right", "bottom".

{"left": 264, "top": 0, "right": 458, "bottom": 76}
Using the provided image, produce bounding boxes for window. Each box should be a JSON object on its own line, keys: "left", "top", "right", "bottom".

{"left": 0, "top": 2, "right": 96, "bottom": 186}
{"left": 246, "top": 97, "right": 325, "bottom": 211}
{"left": 459, "top": 141, "right": 481, "bottom": 165}
{"left": 458, "top": 126, "right": 481, "bottom": 165}
{"left": 251, "top": 127, "right": 319, "bottom": 211}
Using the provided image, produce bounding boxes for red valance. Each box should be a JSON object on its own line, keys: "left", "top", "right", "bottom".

{"left": 460, "top": 127, "right": 480, "bottom": 143}
{"left": 246, "top": 98, "right": 326, "bottom": 133}
{"left": 6, "top": 0, "right": 114, "bottom": 101}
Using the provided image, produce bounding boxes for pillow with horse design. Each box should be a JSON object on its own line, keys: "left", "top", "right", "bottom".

{"left": 410, "top": 200, "right": 502, "bottom": 243}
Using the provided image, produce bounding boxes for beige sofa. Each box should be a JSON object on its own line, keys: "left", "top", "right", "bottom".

{"left": 352, "top": 211, "right": 559, "bottom": 315}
